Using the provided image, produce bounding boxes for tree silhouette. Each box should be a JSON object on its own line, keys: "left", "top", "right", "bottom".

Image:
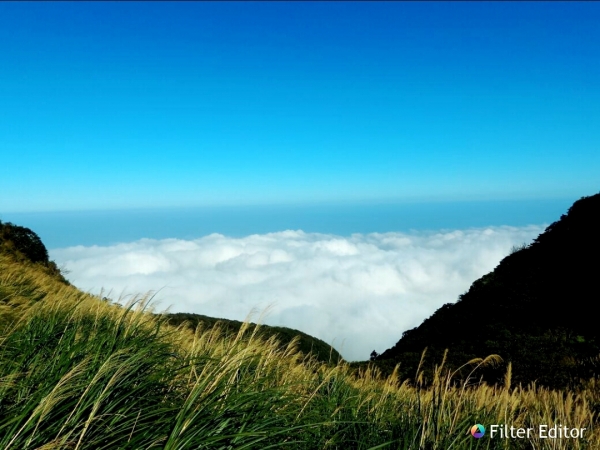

{"left": 0, "top": 220, "right": 49, "bottom": 264}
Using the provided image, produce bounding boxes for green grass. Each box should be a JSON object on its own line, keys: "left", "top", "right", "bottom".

{"left": 0, "top": 255, "right": 598, "bottom": 449}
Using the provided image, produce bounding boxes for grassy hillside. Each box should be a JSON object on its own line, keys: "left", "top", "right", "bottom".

{"left": 0, "top": 223, "right": 599, "bottom": 448}
{"left": 375, "top": 193, "right": 600, "bottom": 389}
{"left": 164, "top": 313, "right": 343, "bottom": 364}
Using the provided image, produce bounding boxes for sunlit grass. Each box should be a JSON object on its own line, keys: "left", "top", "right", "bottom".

{"left": 0, "top": 255, "right": 598, "bottom": 449}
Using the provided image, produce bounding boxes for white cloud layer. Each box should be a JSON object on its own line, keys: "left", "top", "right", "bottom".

{"left": 51, "top": 226, "right": 544, "bottom": 361}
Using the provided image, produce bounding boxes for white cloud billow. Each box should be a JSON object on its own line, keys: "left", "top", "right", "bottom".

{"left": 51, "top": 226, "right": 544, "bottom": 361}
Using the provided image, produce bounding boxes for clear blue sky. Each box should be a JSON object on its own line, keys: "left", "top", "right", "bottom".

{"left": 1, "top": 2, "right": 599, "bottom": 213}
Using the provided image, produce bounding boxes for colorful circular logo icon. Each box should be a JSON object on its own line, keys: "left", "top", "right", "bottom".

{"left": 471, "top": 424, "right": 485, "bottom": 438}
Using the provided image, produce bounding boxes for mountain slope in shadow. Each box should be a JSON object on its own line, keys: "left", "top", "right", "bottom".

{"left": 375, "top": 192, "right": 600, "bottom": 388}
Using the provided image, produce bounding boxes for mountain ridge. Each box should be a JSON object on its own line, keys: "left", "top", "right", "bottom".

{"left": 374, "top": 192, "right": 600, "bottom": 388}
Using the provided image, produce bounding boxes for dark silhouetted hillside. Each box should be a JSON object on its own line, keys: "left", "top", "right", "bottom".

{"left": 375, "top": 192, "right": 600, "bottom": 388}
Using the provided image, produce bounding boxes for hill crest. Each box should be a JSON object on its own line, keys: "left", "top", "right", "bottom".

{"left": 376, "top": 192, "right": 600, "bottom": 387}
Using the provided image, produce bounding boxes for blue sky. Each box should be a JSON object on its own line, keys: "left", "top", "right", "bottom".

{"left": 1, "top": 2, "right": 599, "bottom": 213}
{"left": 3, "top": 2, "right": 597, "bottom": 357}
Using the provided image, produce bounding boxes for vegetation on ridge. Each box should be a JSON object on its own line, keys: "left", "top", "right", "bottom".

{"left": 164, "top": 312, "right": 343, "bottom": 365}
{"left": 0, "top": 220, "right": 68, "bottom": 284}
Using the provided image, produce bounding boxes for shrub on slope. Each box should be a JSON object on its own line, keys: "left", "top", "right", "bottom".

{"left": 0, "top": 220, "right": 68, "bottom": 284}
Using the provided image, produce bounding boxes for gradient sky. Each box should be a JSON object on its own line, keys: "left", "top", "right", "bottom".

{"left": 1, "top": 2, "right": 599, "bottom": 213}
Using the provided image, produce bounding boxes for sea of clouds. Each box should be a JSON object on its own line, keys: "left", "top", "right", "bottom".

{"left": 50, "top": 225, "right": 544, "bottom": 361}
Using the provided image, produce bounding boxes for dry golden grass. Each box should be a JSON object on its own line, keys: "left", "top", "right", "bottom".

{"left": 0, "top": 254, "right": 598, "bottom": 449}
